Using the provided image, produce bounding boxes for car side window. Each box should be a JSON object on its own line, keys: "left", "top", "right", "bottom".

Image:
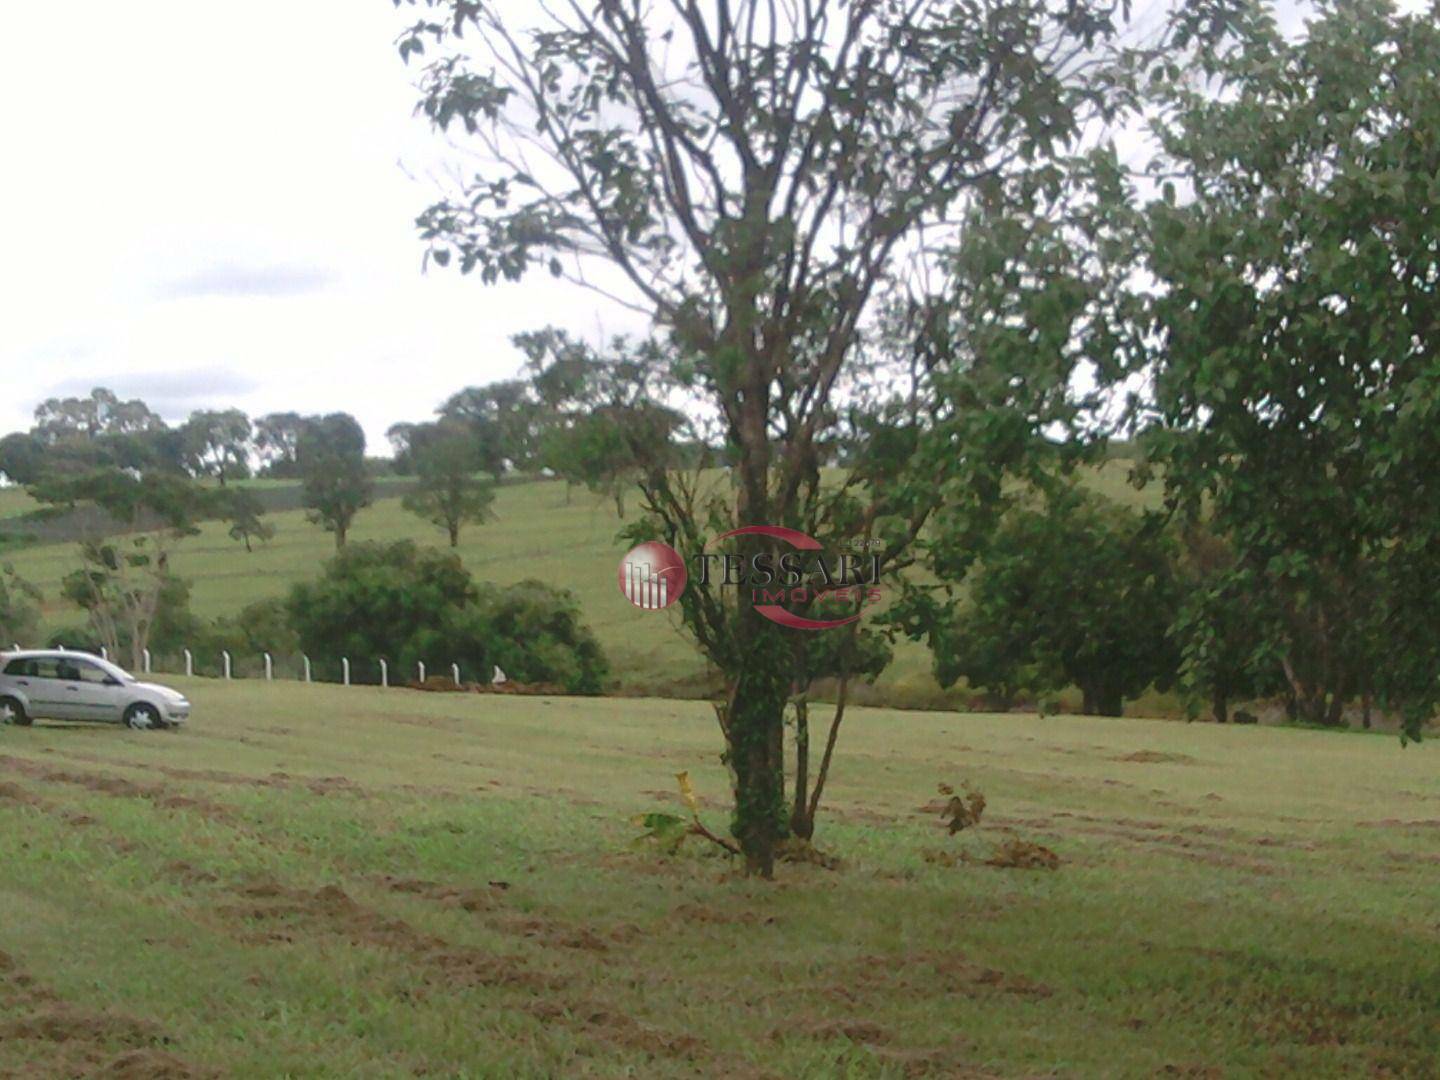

{"left": 70, "top": 661, "right": 112, "bottom": 685}
{"left": 3, "top": 659, "right": 31, "bottom": 676}
{"left": 26, "top": 659, "right": 61, "bottom": 680}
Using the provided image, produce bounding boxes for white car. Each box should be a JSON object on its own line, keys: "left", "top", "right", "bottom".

{"left": 0, "top": 650, "right": 191, "bottom": 731}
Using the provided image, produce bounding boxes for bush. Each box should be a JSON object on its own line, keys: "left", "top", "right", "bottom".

{"left": 286, "top": 541, "right": 607, "bottom": 693}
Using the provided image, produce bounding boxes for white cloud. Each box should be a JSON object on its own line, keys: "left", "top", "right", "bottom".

{"left": 0, "top": 0, "right": 639, "bottom": 448}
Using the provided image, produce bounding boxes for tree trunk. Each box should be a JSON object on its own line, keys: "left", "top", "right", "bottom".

{"left": 448, "top": 522, "right": 460, "bottom": 547}
{"left": 613, "top": 487, "right": 626, "bottom": 519}
{"left": 789, "top": 697, "right": 811, "bottom": 840}
{"left": 801, "top": 672, "right": 852, "bottom": 841}
{"left": 1212, "top": 687, "right": 1229, "bottom": 724}
{"left": 335, "top": 524, "right": 347, "bottom": 550}
{"left": 726, "top": 635, "right": 787, "bottom": 877}
{"left": 1082, "top": 683, "right": 1124, "bottom": 717}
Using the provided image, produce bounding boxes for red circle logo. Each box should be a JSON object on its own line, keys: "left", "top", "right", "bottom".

{"left": 618, "top": 541, "right": 687, "bottom": 610}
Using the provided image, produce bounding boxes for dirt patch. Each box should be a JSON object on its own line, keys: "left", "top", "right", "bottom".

{"left": 502, "top": 916, "right": 613, "bottom": 952}
{"left": 0, "top": 779, "right": 45, "bottom": 806}
{"left": 1359, "top": 818, "right": 1440, "bottom": 830}
{"left": 92, "top": 1049, "right": 216, "bottom": 1079}
{"left": 839, "top": 951, "right": 1054, "bottom": 1001}
{"left": 671, "top": 902, "right": 773, "bottom": 926}
{"left": 0, "top": 1007, "right": 164, "bottom": 1047}
{"left": 525, "top": 999, "right": 704, "bottom": 1059}
{"left": 781, "top": 1018, "right": 892, "bottom": 1045}
{"left": 1114, "top": 751, "right": 1198, "bottom": 765}
{"left": 374, "top": 875, "right": 504, "bottom": 912}
{"left": 220, "top": 877, "right": 559, "bottom": 993}
{"left": 164, "top": 861, "right": 220, "bottom": 886}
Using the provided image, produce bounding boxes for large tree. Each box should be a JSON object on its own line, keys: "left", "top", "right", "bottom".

{"left": 1125, "top": 0, "right": 1440, "bottom": 738}
{"left": 520, "top": 329, "right": 684, "bottom": 517}
{"left": 254, "top": 412, "right": 310, "bottom": 478}
{"left": 398, "top": 0, "right": 1180, "bottom": 874}
{"left": 297, "top": 413, "right": 373, "bottom": 549}
{"left": 181, "top": 408, "right": 253, "bottom": 486}
{"left": 924, "top": 490, "right": 1181, "bottom": 717}
{"left": 401, "top": 420, "right": 496, "bottom": 546}
{"left": 38, "top": 470, "right": 216, "bottom": 670}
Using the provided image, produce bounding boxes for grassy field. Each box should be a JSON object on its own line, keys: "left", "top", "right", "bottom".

{"left": 0, "top": 680, "right": 1435, "bottom": 1077}
{"left": 2, "top": 463, "right": 1163, "bottom": 710}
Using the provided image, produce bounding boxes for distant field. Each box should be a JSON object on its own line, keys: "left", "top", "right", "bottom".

{"left": 0, "top": 681, "right": 1435, "bottom": 1077}
{"left": 3, "top": 464, "right": 1163, "bottom": 708}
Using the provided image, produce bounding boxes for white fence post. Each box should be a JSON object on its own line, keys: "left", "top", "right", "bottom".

{"left": 143, "top": 648, "right": 151, "bottom": 674}
{"left": 342, "top": 657, "right": 350, "bottom": 686}
{"left": 451, "top": 662, "right": 460, "bottom": 686}
{"left": 184, "top": 648, "right": 193, "bottom": 677}
{"left": 417, "top": 660, "right": 426, "bottom": 684}
{"left": 222, "top": 651, "right": 232, "bottom": 680}
{"left": 303, "top": 655, "right": 312, "bottom": 683}
{"left": 100, "top": 645, "right": 108, "bottom": 661}
{"left": 264, "top": 653, "right": 273, "bottom": 681}
{"left": 380, "top": 658, "right": 388, "bottom": 688}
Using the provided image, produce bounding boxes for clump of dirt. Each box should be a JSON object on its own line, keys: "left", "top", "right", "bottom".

{"left": 0, "top": 780, "right": 43, "bottom": 805}
{"left": 95, "top": 1049, "right": 215, "bottom": 1079}
{"left": 374, "top": 875, "right": 502, "bottom": 912}
{"left": 984, "top": 838, "right": 1060, "bottom": 870}
{"left": 407, "top": 676, "right": 472, "bottom": 693}
{"left": 780, "top": 1018, "right": 892, "bottom": 1045}
{"left": 1115, "top": 750, "right": 1197, "bottom": 765}
{"left": 163, "top": 861, "right": 219, "bottom": 886}
{"left": 670, "top": 903, "right": 773, "bottom": 926}
{"left": 0, "top": 1007, "right": 164, "bottom": 1047}
{"left": 524, "top": 1000, "right": 704, "bottom": 1058}
{"left": 503, "top": 916, "right": 612, "bottom": 952}
{"left": 222, "top": 877, "right": 559, "bottom": 994}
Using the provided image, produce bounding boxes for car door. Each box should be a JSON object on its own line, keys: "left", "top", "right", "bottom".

{"left": 16, "top": 658, "right": 67, "bottom": 719}
{"left": 65, "top": 659, "right": 124, "bottom": 723}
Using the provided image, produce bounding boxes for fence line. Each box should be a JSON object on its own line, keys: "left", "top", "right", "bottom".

{"left": 3, "top": 643, "right": 503, "bottom": 690}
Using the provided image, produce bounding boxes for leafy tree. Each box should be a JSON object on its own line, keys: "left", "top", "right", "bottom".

{"left": 397, "top": 0, "right": 1155, "bottom": 874}
{"left": 0, "top": 433, "right": 49, "bottom": 485}
{"left": 297, "top": 413, "right": 372, "bottom": 549}
{"left": 520, "top": 330, "right": 684, "bottom": 517}
{"left": 32, "top": 388, "right": 164, "bottom": 443}
{"left": 401, "top": 421, "right": 496, "bottom": 546}
{"left": 42, "top": 471, "right": 215, "bottom": 670}
{"left": 385, "top": 421, "right": 420, "bottom": 475}
{"left": 1170, "top": 525, "right": 1278, "bottom": 724}
{"left": 0, "top": 564, "right": 41, "bottom": 647}
{"left": 212, "top": 487, "right": 276, "bottom": 553}
{"left": 254, "top": 412, "right": 310, "bottom": 478}
{"left": 287, "top": 541, "right": 606, "bottom": 692}
{"left": 181, "top": 408, "right": 252, "bottom": 486}
{"left": 926, "top": 491, "right": 1180, "bottom": 717}
{"left": 437, "top": 380, "right": 542, "bottom": 475}
{"left": 1125, "top": 1, "right": 1440, "bottom": 737}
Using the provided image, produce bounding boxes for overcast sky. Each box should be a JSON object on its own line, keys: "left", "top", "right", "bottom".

{"left": 1, "top": 1, "right": 1416, "bottom": 452}
{"left": 0, "top": 1, "right": 645, "bottom": 451}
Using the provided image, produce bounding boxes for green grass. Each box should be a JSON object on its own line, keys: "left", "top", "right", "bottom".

{"left": 0, "top": 681, "right": 1436, "bottom": 1077}
{"left": 2, "top": 465, "right": 1162, "bottom": 709}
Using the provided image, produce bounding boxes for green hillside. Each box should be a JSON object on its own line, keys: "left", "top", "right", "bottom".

{"left": 3, "top": 463, "right": 1162, "bottom": 708}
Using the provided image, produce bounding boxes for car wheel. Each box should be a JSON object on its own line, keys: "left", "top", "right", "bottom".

{"left": 0, "top": 697, "right": 30, "bottom": 727}
{"left": 124, "top": 703, "right": 163, "bottom": 731}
